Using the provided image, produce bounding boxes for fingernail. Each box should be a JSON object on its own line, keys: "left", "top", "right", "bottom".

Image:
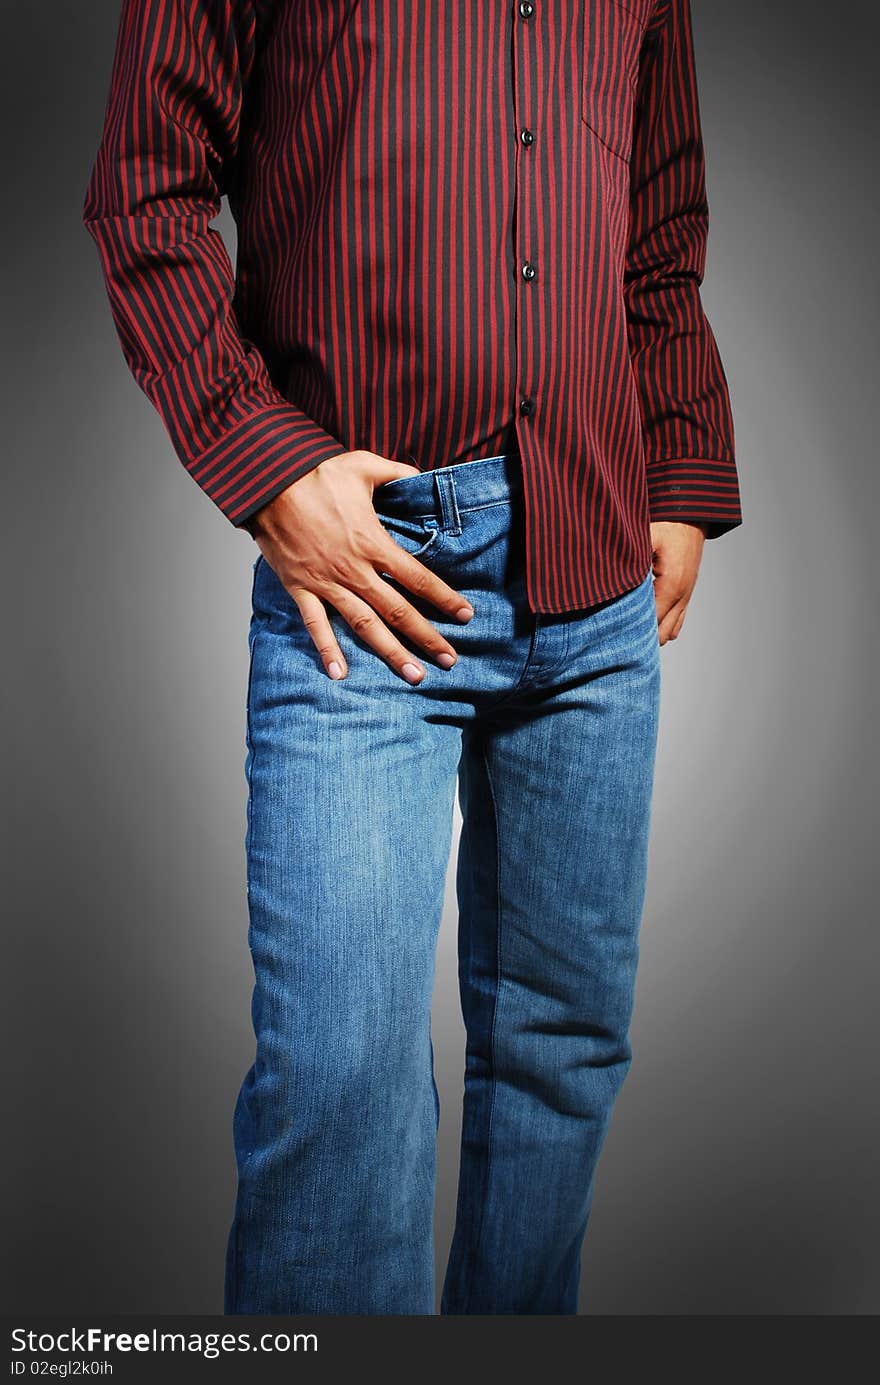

{"left": 328, "top": 660, "right": 344, "bottom": 679}
{"left": 402, "top": 662, "right": 423, "bottom": 682}
{"left": 436, "top": 652, "right": 456, "bottom": 669}
{"left": 456, "top": 605, "right": 474, "bottom": 622}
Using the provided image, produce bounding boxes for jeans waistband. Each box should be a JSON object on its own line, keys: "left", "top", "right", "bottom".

{"left": 373, "top": 452, "right": 523, "bottom": 529}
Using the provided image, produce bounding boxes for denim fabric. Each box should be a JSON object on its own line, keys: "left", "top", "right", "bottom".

{"left": 223, "top": 452, "right": 661, "bottom": 1315}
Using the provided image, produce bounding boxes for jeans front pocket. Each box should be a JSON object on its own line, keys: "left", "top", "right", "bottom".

{"left": 376, "top": 515, "right": 445, "bottom": 572}
{"left": 581, "top": 0, "right": 650, "bottom": 163}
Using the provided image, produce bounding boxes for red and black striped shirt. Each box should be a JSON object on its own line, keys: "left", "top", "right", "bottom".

{"left": 82, "top": 0, "right": 742, "bottom": 614}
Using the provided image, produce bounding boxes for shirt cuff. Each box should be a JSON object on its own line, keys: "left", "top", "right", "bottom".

{"left": 645, "top": 457, "right": 743, "bottom": 539}
{"left": 187, "top": 404, "right": 348, "bottom": 532}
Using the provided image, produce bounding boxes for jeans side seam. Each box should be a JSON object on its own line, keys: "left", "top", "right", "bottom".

{"left": 460, "top": 736, "right": 505, "bottom": 1312}
{"left": 240, "top": 609, "right": 262, "bottom": 1179}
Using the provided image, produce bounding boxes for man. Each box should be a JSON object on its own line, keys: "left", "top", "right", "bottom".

{"left": 83, "top": 0, "right": 741, "bottom": 1315}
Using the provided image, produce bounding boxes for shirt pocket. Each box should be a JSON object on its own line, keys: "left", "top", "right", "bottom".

{"left": 581, "top": 0, "right": 650, "bottom": 163}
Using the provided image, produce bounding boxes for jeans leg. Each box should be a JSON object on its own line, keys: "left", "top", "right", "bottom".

{"left": 224, "top": 559, "right": 461, "bottom": 1315}
{"left": 441, "top": 571, "right": 661, "bottom": 1314}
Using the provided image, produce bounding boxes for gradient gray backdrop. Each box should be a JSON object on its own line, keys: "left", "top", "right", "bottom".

{"left": 3, "top": 2, "right": 878, "bottom": 1314}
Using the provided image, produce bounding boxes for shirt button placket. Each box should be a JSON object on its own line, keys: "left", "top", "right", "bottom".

{"left": 515, "top": 1, "right": 537, "bottom": 441}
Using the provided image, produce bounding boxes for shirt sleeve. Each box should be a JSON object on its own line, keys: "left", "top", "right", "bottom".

{"left": 81, "top": 0, "right": 347, "bottom": 533}
{"left": 625, "top": 0, "right": 743, "bottom": 538}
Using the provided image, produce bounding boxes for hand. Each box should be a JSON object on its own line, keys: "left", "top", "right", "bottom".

{"left": 649, "top": 520, "right": 708, "bottom": 645}
{"left": 246, "top": 450, "right": 475, "bottom": 683}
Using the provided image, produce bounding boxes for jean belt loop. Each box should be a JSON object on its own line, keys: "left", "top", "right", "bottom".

{"left": 433, "top": 467, "right": 462, "bottom": 536}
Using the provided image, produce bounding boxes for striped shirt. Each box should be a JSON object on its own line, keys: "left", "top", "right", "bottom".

{"left": 82, "top": 0, "right": 742, "bottom": 614}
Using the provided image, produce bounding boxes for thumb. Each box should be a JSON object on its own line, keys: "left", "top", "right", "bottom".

{"left": 362, "top": 453, "right": 423, "bottom": 487}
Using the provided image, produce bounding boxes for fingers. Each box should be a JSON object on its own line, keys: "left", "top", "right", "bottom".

{"left": 652, "top": 566, "right": 690, "bottom": 645}
{"left": 649, "top": 520, "right": 704, "bottom": 647}
{"left": 300, "top": 532, "right": 478, "bottom": 682}
{"left": 376, "top": 533, "right": 474, "bottom": 622}
{"left": 290, "top": 588, "right": 349, "bottom": 679}
{"left": 324, "top": 583, "right": 438, "bottom": 684}
{"left": 360, "top": 563, "right": 476, "bottom": 669}
{"left": 274, "top": 534, "right": 476, "bottom": 682}
{"left": 657, "top": 595, "right": 687, "bottom": 645}
{"left": 651, "top": 569, "right": 678, "bottom": 625}
{"left": 361, "top": 454, "right": 423, "bottom": 487}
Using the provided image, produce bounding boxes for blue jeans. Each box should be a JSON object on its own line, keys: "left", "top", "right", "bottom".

{"left": 224, "top": 452, "right": 661, "bottom": 1314}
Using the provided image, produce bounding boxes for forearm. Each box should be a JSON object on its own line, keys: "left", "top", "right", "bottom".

{"left": 81, "top": 0, "right": 345, "bottom": 531}
{"left": 625, "top": 0, "right": 742, "bottom": 538}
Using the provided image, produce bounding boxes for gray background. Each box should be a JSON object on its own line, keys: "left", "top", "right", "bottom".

{"left": 3, "top": 2, "right": 877, "bottom": 1314}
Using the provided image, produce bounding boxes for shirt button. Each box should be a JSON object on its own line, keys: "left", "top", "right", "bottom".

{"left": 519, "top": 397, "right": 535, "bottom": 416}
{"left": 521, "top": 128, "right": 534, "bottom": 146}
{"left": 522, "top": 261, "right": 537, "bottom": 280}
{"left": 518, "top": 1, "right": 535, "bottom": 18}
